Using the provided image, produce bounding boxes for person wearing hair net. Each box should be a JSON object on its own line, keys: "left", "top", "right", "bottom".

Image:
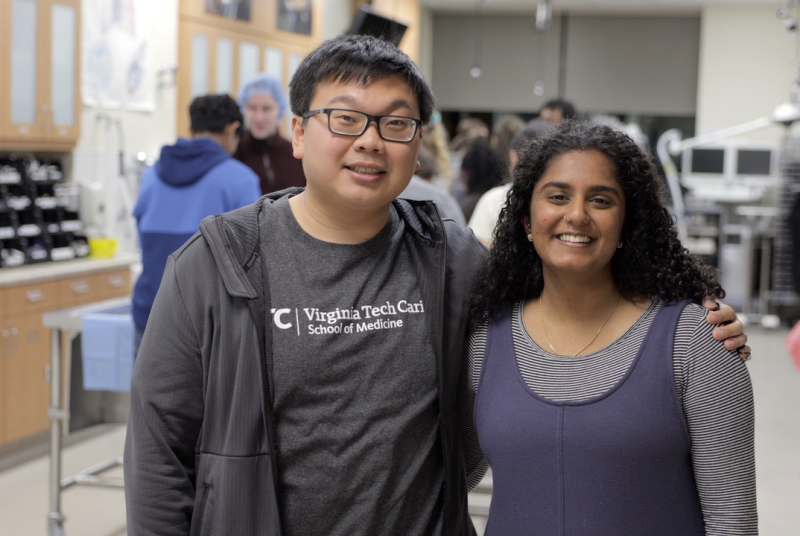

{"left": 234, "top": 73, "right": 306, "bottom": 194}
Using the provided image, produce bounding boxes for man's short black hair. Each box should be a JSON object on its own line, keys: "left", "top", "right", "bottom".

{"left": 289, "top": 34, "right": 435, "bottom": 124}
{"left": 190, "top": 94, "right": 244, "bottom": 134}
{"left": 540, "top": 98, "right": 577, "bottom": 120}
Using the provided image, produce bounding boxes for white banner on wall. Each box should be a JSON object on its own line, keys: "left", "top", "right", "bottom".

{"left": 82, "top": 0, "right": 156, "bottom": 111}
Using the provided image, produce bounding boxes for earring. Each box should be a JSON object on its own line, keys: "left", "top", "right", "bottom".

{"left": 527, "top": 233, "right": 533, "bottom": 242}
{"left": 617, "top": 241, "right": 623, "bottom": 249}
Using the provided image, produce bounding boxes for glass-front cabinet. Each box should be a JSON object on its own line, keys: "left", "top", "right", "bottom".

{"left": 0, "top": 0, "right": 80, "bottom": 149}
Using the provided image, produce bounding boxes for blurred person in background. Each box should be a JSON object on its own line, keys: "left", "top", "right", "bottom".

{"left": 448, "top": 117, "right": 490, "bottom": 202}
{"left": 448, "top": 117, "right": 490, "bottom": 154}
{"left": 490, "top": 114, "right": 526, "bottom": 166}
{"left": 235, "top": 73, "right": 306, "bottom": 194}
{"left": 539, "top": 97, "right": 577, "bottom": 126}
{"left": 132, "top": 94, "right": 260, "bottom": 355}
{"left": 458, "top": 140, "right": 507, "bottom": 222}
{"left": 469, "top": 119, "right": 554, "bottom": 246}
{"left": 421, "top": 110, "right": 454, "bottom": 192}
{"left": 399, "top": 144, "right": 466, "bottom": 225}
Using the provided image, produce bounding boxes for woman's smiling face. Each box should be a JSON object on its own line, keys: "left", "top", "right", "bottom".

{"left": 525, "top": 149, "right": 626, "bottom": 281}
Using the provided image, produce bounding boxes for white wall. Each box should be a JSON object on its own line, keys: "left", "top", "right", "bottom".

{"left": 322, "top": 0, "right": 352, "bottom": 40}
{"left": 73, "top": 0, "right": 178, "bottom": 252}
{"left": 419, "top": 7, "right": 434, "bottom": 86}
{"left": 696, "top": 5, "right": 796, "bottom": 141}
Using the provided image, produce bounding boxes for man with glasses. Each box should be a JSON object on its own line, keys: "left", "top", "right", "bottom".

{"left": 125, "top": 34, "right": 481, "bottom": 536}
{"left": 124, "top": 35, "right": 747, "bottom": 536}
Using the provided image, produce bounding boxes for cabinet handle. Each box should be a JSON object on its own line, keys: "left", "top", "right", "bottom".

{"left": 45, "top": 364, "right": 52, "bottom": 383}
{"left": 71, "top": 280, "right": 90, "bottom": 294}
{"left": 108, "top": 275, "right": 126, "bottom": 288}
{"left": 26, "top": 288, "right": 45, "bottom": 302}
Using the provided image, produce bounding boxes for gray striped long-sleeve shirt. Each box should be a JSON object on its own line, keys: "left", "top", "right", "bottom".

{"left": 460, "top": 300, "right": 757, "bottom": 535}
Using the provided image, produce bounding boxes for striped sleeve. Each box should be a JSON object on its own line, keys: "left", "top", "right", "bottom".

{"left": 674, "top": 304, "right": 758, "bottom": 535}
{"left": 459, "top": 323, "right": 489, "bottom": 491}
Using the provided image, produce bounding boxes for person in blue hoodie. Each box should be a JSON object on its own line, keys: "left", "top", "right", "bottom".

{"left": 132, "top": 94, "right": 261, "bottom": 352}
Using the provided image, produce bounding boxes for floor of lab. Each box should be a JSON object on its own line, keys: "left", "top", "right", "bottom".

{"left": 0, "top": 325, "right": 798, "bottom": 535}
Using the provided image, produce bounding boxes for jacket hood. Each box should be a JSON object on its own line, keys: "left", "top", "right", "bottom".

{"left": 156, "top": 137, "right": 230, "bottom": 187}
{"left": 198, "top": 188, "right": 443, "bottom": 300}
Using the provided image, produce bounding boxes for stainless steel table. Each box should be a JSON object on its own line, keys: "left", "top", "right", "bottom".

{"left": 41, "top": 297, "right": 130, "bottom": 536}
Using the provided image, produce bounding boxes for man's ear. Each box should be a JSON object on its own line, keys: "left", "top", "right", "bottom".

{"left": 226, "top": 121, "right": 241, "bottom": 138}
{"left": 291, "top": 115, "right": 305, "bottom": 159}
{"left": 415, "top": 160, "right": 421, "bottom": 171}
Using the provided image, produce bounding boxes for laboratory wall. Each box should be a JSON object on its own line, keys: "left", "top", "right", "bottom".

{"left": 696, "top": 5, "right": 796, "bottom": 142}
{"left": 323, "top": 0, "right": 353, "bottom": 40}
{"left": 564, "top": 15, "right": 700, "bottom": 116}
{"left": 431, "top": 13, "right": 564, "bottom": 113}
{"left": 430, "top": 13, "right": 701, "bottom": 116}
{"left": 71, "top": 0, "right": 179, "bottom": 253}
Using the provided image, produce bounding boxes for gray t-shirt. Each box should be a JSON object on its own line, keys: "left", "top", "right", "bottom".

{"left": 261, "top": 196, "right": 443, "bottom": 536}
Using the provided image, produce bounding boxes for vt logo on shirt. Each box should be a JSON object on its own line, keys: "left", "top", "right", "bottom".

{"left": 270, "top": 300, "right": 425, "bottom": 336}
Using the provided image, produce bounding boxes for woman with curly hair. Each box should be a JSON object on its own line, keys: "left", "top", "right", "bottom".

{"left": 464, "top": 122, "right": 757, "bottom": 535}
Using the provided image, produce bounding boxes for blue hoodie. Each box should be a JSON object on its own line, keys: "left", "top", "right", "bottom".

{"left": 132, "top": 137, "right": 260, "bottom": 329}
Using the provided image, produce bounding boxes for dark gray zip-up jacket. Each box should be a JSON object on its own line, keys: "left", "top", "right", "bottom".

{"left": 125, "top": 190, "right": 485, "bottom": 536}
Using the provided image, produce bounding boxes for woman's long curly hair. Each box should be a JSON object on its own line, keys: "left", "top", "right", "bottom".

{"left": 469, "top": 121, "right": 723, "bottom": 326}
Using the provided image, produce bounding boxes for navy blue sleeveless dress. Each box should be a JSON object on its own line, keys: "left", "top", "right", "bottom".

{"left": 475, "top": 300, "right": 705, "bottom": 535}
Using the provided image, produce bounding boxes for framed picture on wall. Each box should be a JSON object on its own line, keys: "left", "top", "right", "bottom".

{"left": 205, "top": 0, "right": 251, "bottom": 22}
{"left": 278, "top": 0, "right": 312, "bottom": 35}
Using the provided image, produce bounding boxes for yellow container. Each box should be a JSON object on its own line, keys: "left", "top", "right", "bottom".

{"left": 88, "top": 237, "right": 118, "bottom": 258}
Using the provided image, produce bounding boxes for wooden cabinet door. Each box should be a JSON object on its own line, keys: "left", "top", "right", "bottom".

{"left": 0, "top": 315, "right": 11, "bottom": 445}
{"left": 0, "top": 0, "right": 80, "bottom": 148}
{"left": 0, "top": 0, "right": 48, "bottom": 143}
{"left": 2, "top": 313, "right": 51, "bottom": 443}
{"left": 42, "top": 0, "right": 81, "bottom": 144}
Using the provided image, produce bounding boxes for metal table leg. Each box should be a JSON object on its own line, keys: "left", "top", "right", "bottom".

{"left": 48, "top": 328, "right": 66, "bottom": 536}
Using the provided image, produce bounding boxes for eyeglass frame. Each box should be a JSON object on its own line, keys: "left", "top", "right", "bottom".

{"left": 301, "top": 108, "right": 424, "bottom": 143}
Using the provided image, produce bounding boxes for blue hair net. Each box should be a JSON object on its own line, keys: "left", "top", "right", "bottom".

{"left": 237, "top": 74, "right": 288, "bottom": 119}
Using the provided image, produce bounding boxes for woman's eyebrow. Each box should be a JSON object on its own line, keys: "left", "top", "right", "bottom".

{"left": 539, "top": 181, "right": 621, "bottom": 196}
{"left": 539, "top": 180, "right": 571, "bottom": 190}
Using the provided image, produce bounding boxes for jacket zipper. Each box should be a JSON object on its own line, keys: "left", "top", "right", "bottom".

{"left": 429, "top": 203, "right": 452, "bottom": 533}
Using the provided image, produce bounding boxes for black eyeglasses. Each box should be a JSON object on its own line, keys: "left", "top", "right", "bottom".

{"left": 302, "top": 108, "right": 423, "bottom": 143}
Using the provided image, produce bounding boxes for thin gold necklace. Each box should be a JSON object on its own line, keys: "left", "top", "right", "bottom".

{"left": 539, "top": 293, "right": 621, "bottom": 356}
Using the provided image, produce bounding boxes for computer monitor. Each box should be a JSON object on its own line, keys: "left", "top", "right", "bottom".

{"left": 690, "top": 148, "right": 726, "bottom": 175}
{"left": 346, "top": 5, "right": 408, "bottom": 47}
{"left": 681, "top": 142, "right": 779, "bottom": 204}
{"left": 680, "top": 145, "right": 730, "bottom": 192}
{"left": 735, "top": 147, "right": 775, "bottom": 178}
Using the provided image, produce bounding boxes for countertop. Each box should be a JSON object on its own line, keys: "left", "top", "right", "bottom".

{"left": 0, "top": 254, "right": 139, "bottom": 289}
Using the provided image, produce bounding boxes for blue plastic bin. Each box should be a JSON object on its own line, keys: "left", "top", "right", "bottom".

{"left": 80, "top": 306, "right": 134, "bottom": 392}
